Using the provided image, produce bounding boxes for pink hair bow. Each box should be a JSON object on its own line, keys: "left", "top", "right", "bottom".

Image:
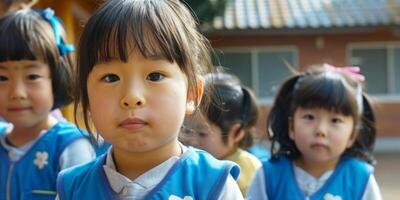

{"left": 323, "top": 63, "right": 365, "bottom": 82}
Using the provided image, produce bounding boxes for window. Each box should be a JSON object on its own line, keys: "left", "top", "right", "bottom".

{"left": 215, "top": 47, "right": 298, "bottom": 99}
{"left": 349, "top": 44, "right": 400, "bottom": 96}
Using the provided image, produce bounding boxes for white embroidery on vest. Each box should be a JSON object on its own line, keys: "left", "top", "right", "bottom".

{"left": 34, "top": 151, "right": 49, "bottom": 169}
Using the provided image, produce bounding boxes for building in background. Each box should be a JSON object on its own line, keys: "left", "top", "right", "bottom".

{"left": 205, "top": 0, "right": 400, "bottom": 150}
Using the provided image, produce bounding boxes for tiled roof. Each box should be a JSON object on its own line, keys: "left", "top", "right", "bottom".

{"left": 212, "top": 0, "right": 400, "bottom": 30}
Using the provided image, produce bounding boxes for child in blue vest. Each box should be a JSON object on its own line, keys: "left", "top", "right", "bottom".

{"left": 0, "top": 8, "right": 95, "bottom": 200}
{"left": 182, "top": 71, "right": 262, "bottom": 195}
{"left": 247, "top": 64, "right": 382, "bottom": 200}
{"left": 56, "top": 0, "right": 242, "bottom": 199}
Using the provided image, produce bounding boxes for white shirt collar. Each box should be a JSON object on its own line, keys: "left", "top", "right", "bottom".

{"left": 293, "top": 163, "right": 333, "bottom": 196}
{"left": 103, "top": 143, "right": 188, "bottom": 198}
{"left": 0, "top": 128, "right": 50, "bottom": 162}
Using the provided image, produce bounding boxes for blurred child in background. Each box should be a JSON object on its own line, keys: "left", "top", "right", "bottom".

{"left": 0, "top": 8, "right": 95, "bottom": 199}
{"left": 247, "top": 64, "right": 382, "bottom": 199}
{"left": 182, "top": 71, "right": 261, "bottom": 194}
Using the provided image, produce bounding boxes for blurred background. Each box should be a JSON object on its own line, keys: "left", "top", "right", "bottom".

{"left": 29, "top": 0, "right": 400, "bottom": 199}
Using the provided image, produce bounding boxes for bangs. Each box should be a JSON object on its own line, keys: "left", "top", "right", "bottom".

{"left": 0, "top": 21, "right": 36, "bottom": 61}
{"left": 0, "top": 10, "right": 57, "bottom": 64}
{"left": 293, "top": 74, "right": 357, "bottom": 116}
{"left": 80, "top": 0, "right": 189, "bottom": 68}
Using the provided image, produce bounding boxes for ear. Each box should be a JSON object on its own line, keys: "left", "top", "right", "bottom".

{"left": 229, "top": 123, "right": 245, "bottom": 143}
{"left": 288, "top": 117, "right": 295, "bottom": 140}
{"left": 186, "top": 77, "right": 204, "bottom": 115}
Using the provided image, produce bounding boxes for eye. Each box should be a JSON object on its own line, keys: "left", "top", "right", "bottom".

{"left": 198, "top": 132, "right": 209, "bottom": 138}
{"left": 101, "top": 74, "right": 120, "bottom": 83}
{"left": 0, "top": 75, "right": 8, "bottom": 81}
{"left": 181, "top": 127, "right": 195, "bottom": 135}
{"left": 27, "top": 74, "right": 41, "bottom": 81}
{"left": 147, "top": 72, "right": 165, "bottom": 82}
{"left": 331, "top": 117, "right": 343, "bottom": 124}
{"left": 303, "top": 114, "right": 314, "bottom": 120}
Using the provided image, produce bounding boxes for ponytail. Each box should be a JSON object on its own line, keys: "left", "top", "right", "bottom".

{"left": 268, "top": 74, "right": 302, "bottom": 160}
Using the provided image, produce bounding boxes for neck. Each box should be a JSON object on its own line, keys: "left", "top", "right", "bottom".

{"left": 294, "top": 157, "right": 339, "bottom": 178}
{"left": 112, "top": 140, "right": 181, "bottom": 180}
{"left": 7, "top": 115, "right": 57, "bottom": 147}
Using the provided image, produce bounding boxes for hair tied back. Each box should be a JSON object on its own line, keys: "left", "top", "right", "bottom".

{"left": 34, "top": 8, "right": 75, "bottom": 56}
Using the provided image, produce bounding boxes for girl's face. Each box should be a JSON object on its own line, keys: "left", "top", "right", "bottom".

{"left": 183, "top": 113, "right": 234, "bottom": 159}
{"left": 290, "top": 107, "right": 356, "bottom": 168}
{"left": 0, "top": 60, "right": 54, "bottom": 131}
{"left": 87, "top": 48, "right": 190, "bottom": 154}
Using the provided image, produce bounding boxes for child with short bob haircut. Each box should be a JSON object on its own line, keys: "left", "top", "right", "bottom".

{"left": 0, "top": 8, "right": 95, "bottom": 200}
{"left": 56, "top": 0, "right": 242, "bottom": 199}
{"left": 247, "top": 64, "right": 382, "bottom": 200}
{"left": 182, "top": 71, "right": 261, "bottom": 195}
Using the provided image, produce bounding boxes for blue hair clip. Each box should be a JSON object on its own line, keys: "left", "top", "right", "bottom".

{"left": 35, "top": 8, "right": 75, "bottom": 56}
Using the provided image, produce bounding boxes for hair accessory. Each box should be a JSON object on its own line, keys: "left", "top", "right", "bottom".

{"left": 323, "top": 63, "right": 365, "bottom": 82}
{"left": 35, "top": 8, "right": 75, "bottom": 56}
{"left": 323, "top": 63, "right": 364, "bottom": 114}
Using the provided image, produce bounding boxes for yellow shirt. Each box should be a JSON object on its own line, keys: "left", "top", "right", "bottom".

{"left": 224, "top": 148, "right": 262, "bottom": 195}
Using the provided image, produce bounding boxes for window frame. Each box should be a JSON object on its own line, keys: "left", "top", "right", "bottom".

{"left": 347, "top": 42, "right": 400, "bottom": 102}
{"left": 215, "top": 46, "right": 299, "bottom": 103}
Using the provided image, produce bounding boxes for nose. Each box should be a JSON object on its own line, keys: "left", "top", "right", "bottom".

{"left": 120, "top": 82, "right": 146, "bottom": 109}
{"left": 9, "top": 79, "right": 27, "bottom": 100}
{"left": 315, "top": 121, "right": 328, "bottom": 137}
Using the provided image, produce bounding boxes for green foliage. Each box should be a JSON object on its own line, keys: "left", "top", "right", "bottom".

{"left": 185, "top": 0, "right": 227, "bottom": 24}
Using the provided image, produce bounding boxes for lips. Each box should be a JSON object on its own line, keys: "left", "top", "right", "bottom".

{"left": 310, "top": 143, "right": 328, "bottom": 150}
{"left": 119, "top": 118, "right": 147, "bottom": 131}
{"left": 8, "top": 107, "right": 32, "bottom": 112}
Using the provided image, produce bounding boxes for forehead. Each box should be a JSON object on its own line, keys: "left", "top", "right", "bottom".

{"left": 185, "top": 113, "right": 210, "bottom": 129}
{"left": 0, "top": 60, "right": 48, "bottom": 71}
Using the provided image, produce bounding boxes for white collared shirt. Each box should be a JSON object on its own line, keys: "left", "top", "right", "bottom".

{"left": 102, "top": 144, "right": 243, "bottom": 200}
{"left": 246, "top": 163, "right": 382, "bottom": 200}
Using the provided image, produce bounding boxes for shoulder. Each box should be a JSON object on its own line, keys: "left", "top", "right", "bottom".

{"left": 50, "top": 121, "right": 86, "bottom": 137}
{"left": 339, "top": 157, "right": 374, "bottom": 173}
{"left": 58, "top": 156, "right": 99, "bottom": 179}
{"left": 261, "top": 155, "right": 291, "bottom": 169}
{"left": 234, "top": 149, "right": 262, "bottom": 169}
{"left": 186, "top": 147, "right": 240, "bottom": 177}
{"left": 57, "top": 155, "right": 104, "bottom": 188}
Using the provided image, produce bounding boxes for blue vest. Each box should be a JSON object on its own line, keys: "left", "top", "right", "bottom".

{"left": 57, "top": 147, "right": 240, "bottom": 200}
{"left": 262, "top": 156, "right": 372, "bottom": 200}
{"left": 0, "top": 122, "right": 86, "bottom": 200}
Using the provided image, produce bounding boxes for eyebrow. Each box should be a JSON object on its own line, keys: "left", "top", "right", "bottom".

{"left": 0, "top": 63, "right": 44, "bottom": 70}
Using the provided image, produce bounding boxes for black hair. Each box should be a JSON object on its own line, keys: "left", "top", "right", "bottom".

{"left": 74, "top": 0, "right": 213, "bottom": 133}
{"left": 268, "top": 66, "right": 376, "bottom": 164}
{"left": 199, "top": 72, "right": 259, "bottom": 148}
{"left": 0, "top": 9, "right": 74, "bottom": 109}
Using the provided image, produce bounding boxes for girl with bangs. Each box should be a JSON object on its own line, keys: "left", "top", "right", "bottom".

{"left": 247, "top": 65, "right": 382, "bottom": 200}
{"left": 0, "top": 9, "right": 95, "bottom": 200}
{"left": 56, "top": 0, "right": 242, "bottom": 199}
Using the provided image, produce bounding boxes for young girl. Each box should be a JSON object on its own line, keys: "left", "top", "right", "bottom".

{"left": 182, "top": 72, "right": 261, "bottom": 195}
{"left": 0, "top": 8, "right": 95, "bottom": 199}
{"left": 56, "top": 0, "right": 242, "bottom": 199}
{"left": 247, "top": 65, "right": 382, "bottom": 200}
